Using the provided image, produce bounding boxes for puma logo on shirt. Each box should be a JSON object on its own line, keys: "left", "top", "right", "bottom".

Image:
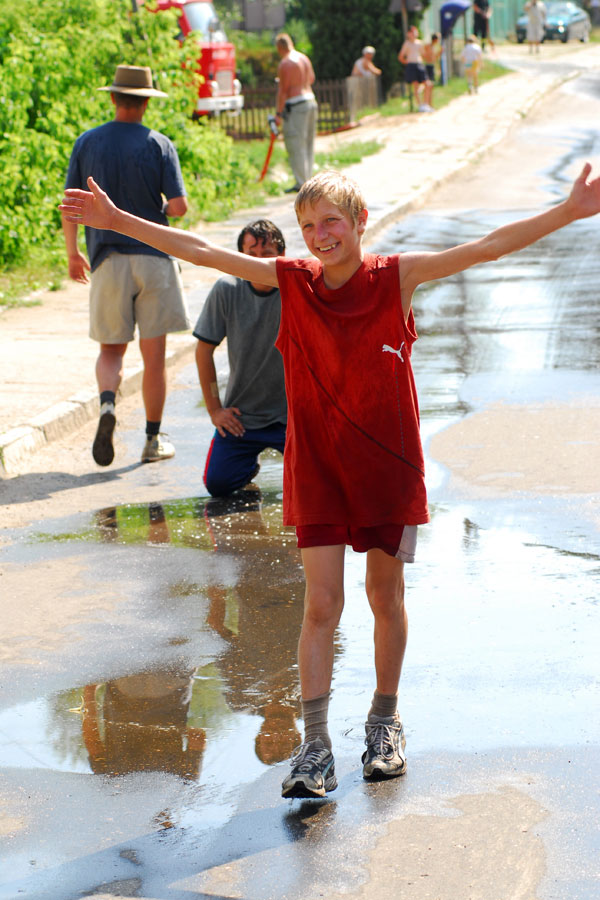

{"left": 382, "top": 343, "right": 405, "bottom": 362}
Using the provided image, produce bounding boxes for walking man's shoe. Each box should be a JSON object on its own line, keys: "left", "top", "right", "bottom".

{"left": 281, "top": 738, "right": 337, "bottom": 799}
{"left": 92, "top": 402, "right": 116, "bottom": 467}
{"left": 362, "top": 714, "right": 407, "bottom": 780}
{"left": 141, "top": 434, "right": 175, "bottom": 463}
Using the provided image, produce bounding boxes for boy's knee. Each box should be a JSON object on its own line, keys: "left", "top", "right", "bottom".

{"left": 304, "top": 587, "right": 344, "bottom": 629}
{"left": 204, "top": 460, "right": 258, "bottom": 497}
{"left": 204, "top": 471, "right": 235, "bottom": 497}
{"left": 369, "top": 591, "right": 405, "bottom": 623}
{"left": 366, "top": 576, "right": 405, "bottom": 617}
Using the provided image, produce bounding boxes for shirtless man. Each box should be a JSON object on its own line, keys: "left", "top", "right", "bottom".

{"left": 274, "top": 33, "right": 318, "bottom": 193}
{"left": 398, "top": 26, "right": 431, "bottom": 112}
{"left": 422, "top": 33, "right": 441, "bottom": 108}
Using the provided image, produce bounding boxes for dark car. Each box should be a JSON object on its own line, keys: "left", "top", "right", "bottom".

{"left": 516, "top": 1, "right": 591, "bottom": 42}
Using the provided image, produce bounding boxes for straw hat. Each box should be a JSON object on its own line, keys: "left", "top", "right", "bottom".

{"left": 98, "top": 65, "right": 168, "bottom": 98}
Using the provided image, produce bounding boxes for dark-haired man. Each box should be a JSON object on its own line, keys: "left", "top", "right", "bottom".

{"left": 63, "top": 64, "right": 189, "bottom": 467}
{"left": 194, "top": 220, "right": 287, "bottom": 496}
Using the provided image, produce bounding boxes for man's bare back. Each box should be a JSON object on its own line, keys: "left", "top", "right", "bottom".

{"left": 277, "top": 49, "right": 315, "bottom": 103}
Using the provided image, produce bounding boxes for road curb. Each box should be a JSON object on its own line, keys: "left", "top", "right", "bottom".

{"left": 0, "top": 339, "right": 194, "bottom": 477}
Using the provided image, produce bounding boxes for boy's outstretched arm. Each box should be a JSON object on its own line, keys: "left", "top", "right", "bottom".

{"left": 399, "top": 163, "right": 600, "bottom": 313}
{"left": 59, "top": 177, "right": 280, "bottom": 288}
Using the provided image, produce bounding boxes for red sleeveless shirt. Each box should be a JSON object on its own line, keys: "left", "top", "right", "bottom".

{"left": 275, "top": 253, "right": 429, "bottom": 527}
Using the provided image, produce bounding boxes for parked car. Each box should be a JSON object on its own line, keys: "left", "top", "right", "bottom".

{"left": 153, "top": 0, "right": 243, "bottom": 116}
{"left": 516, "top": 1, "right": 591, "bottom": 42}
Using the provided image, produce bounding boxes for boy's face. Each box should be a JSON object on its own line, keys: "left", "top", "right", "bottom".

{"left": 297, "top": 198, "right": 367, "bottom": 272}
{"left": 241, "top": 232, "right": 283, "bottom": 292}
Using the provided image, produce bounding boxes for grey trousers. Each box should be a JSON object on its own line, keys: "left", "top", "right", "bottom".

{"left": 282, "top": 99, "right": 318, "bottom": 187}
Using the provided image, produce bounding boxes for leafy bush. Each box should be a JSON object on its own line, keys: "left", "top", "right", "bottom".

{"left": 302, "top": 0, "right": 403, "bottom": 94}
{"left": 229, "top": 28, "right": 279, "bottom": 87}
{"left": 0, "top": 0, "right": 254, "bottom": 270}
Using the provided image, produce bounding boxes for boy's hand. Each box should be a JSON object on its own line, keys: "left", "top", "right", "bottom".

{"left": 59, "top": 177, "right": 117, "bottom": 231}
{"left": 566, "top": 162, "right": 600, "bottom": 220}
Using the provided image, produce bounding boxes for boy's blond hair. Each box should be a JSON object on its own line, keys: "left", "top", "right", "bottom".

{"left": 295, "top": 171, "right": 367, "bottom": 226}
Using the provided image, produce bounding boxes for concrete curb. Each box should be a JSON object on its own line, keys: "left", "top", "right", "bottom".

{"left": 0, "top": 340, "right": 193, "bottom": 477}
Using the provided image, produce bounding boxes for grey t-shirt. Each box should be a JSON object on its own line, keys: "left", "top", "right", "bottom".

{"left": 193, "top": 275, "right": 287, "bottom": 430}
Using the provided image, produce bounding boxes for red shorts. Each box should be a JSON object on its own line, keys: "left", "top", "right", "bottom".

{"left": 296, "top": 524, "right": 417, "bottom": 563}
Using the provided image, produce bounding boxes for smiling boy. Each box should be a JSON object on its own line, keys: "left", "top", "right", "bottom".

{"left": 60, "top": 164, "right": 600, "bottom": 798}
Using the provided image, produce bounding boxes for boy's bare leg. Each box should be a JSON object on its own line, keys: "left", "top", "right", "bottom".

{"left": 362, "top": 548, "right": 408, "bottom": 779}
{"left": 365, "top": 549, "right": 407, "bottom": 692}
{"left": 298, "top": 544, "right": 346, "bottom": 700}
{"left": 281, "top": 544, "right": 345, "bottom": 799}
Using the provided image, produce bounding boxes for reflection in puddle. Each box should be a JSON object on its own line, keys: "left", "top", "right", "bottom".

{"left": 3, "top": 490, "right": 306, "bottom": 782}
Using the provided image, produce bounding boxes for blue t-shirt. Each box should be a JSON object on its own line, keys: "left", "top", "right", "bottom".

{"left": 65, "top": 120, "right": 186, "bottom": 271}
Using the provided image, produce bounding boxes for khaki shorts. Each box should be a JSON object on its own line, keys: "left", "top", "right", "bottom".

{"left": 89, "top": 253, "right": 190, "bottom": 343}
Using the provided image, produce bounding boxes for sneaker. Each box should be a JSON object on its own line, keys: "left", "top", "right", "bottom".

{"left": 92, "top": 402, "right": 116, "bottom": 467}
{"left": 362, "top": 714, "right": 407, "bottom": 780}
{"left": 281, "top": 739, "right": 337, "bottom": 799}
{"left": 141, "top": 434, "right": 175, "bottom": 463}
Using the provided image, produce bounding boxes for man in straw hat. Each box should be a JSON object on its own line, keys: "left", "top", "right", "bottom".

{"left": 63, "top": 65, "right": 189, "bottom": 467}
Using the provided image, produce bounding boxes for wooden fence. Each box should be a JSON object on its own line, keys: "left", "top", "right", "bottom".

{"left": 219, "top": 76, "right": 382, "bottom": 141}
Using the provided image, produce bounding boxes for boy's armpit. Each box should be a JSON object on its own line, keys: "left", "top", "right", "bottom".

{"left": 398, "top": 251, "right": 437, "bottom": 318}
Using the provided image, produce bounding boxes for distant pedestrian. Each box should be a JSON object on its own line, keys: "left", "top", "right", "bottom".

{"left": 525, "top": 0, "right": 547, "bottom": 51}
{"left": 62, "top": 64, "right": 189, "bottom": 468}
{"left": 473, "top": 0, "right": 496, "bottom": 51}
{"left": 422, "top": 33, "right": 442, "bottom": 107}
{"left": 461, "top": 35, "right": 483, "bottom": 93}
{"left": 352, "top": 45, "right": 382, "bottom": 78}
{"left": 194, "top": 220, "right": 287, "bottom": 497}
{"left": 398, "top": 26, "right": 432, "bottom": 112}
{"left": 274, "top": 33, "right": 318, "bottom": 193}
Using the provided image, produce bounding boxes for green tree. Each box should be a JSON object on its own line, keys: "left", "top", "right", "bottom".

{"left": 302, "top": 0, "right": 403, "bottom": 93}
{"left": 0, "top": 0, "right": 253, "bottom": 270}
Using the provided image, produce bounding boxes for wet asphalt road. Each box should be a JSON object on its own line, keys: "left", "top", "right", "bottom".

{"left": 1, "top": 58, "right": 599, "bottom": 900}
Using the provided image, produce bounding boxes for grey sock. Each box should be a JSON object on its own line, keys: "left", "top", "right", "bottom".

{"left": 368, "top": 690, "right": 398, "bottom": 720}
{"left": 302, "top": 692, "right": 332, "bottom": 750}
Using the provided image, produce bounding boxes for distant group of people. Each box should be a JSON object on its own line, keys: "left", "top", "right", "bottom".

{"left": 398, "top": 26, "right": 441, "bottom": 112}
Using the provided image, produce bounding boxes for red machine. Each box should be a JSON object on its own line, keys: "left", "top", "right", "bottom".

{"left": 153, "top": 0, "right": 243, "bottom": 116}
